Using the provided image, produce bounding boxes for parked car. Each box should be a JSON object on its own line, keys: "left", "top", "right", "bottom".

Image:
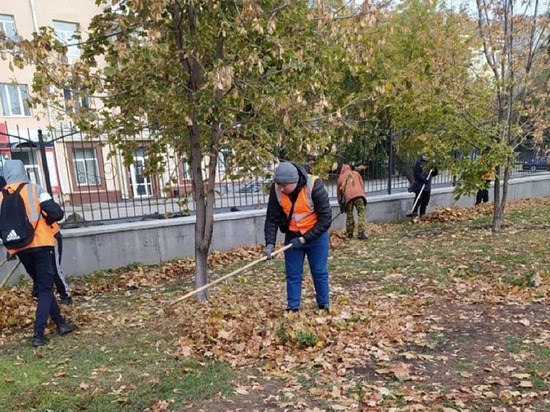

{"left": 238, "top": 179, "right": 270, "bottom": 193}
{"left": 522, "top": 157, "right": 549, "bottom": 172}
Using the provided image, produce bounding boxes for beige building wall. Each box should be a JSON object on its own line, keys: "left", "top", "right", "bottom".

{"left": 0, "top": 1, "right": 202, "bottom": 212}
{"left": 0, "top": 0, "right": 101, "bottom": 130}
{"left": 0, "top": 1, "right": 128, "bottom": 206}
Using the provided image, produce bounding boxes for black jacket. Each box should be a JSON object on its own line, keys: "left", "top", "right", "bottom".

{"left": 264, "top": 162, "right": 332, "bottom": 245}
{"left": 413, "top": 156, "right": 438, "bottom": 192}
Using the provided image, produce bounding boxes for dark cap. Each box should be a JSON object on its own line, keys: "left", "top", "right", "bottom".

{"left": 274, "top": 162, "right": 299, "bottom": 184}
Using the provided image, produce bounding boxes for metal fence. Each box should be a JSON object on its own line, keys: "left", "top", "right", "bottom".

{"left": 0, "top": 123, "right": 540, "bottom": 226}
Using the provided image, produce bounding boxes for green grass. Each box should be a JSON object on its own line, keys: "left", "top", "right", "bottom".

{"left": 454, "top": 361, "right": 471, "bottom": 371}
{"left": 0, "top": 329, "right": 236, "bottom": 411}
{"left": 383, "top": 284, "right": 415, "bottom": 295}
{"left": 505, "top": 337, "right": 524, "bottom": 354}
{"left": 503, "top": 271, "right": 538, "bottom": 288}
{"left": 534, "top": 346, "right": 550, "bottom": 359}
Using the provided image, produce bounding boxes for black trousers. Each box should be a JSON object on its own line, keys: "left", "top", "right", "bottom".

{"left": 17, "top": 247, "right": 64, "bottom": 335}
{"left": 412, "top": 190, "right": 431, "bottom": 216}
{"left": 475, "top": 181, "right": 491, "bottom": 205}
{"left": 475, "top": 189, "right": 489, "bottom": 205}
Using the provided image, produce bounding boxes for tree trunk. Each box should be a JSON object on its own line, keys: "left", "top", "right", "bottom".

{"left": 179, "top": 3, "right": 212, "bottom": 301}
{"left": 172, "top": 3, "right": 224, "bottom": 301}
{"left": 492, "top": 163, "right": 510, "bottom": 232}
{"left": 394, "top": 153, "right": 414, "bottom": 182}
{"left": 491, "top": 165, "right": 502, "bottom": 232}
{"left": 382, "top": 134, "right": 414, "bottom": 182}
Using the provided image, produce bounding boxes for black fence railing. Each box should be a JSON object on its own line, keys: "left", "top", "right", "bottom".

{"left": 0, "top": 123, "right": 542, "bottom": 226}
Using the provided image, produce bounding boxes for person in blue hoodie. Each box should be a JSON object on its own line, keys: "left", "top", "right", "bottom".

{"left": 412, "top": 154, "right": 438, "bottom": 220}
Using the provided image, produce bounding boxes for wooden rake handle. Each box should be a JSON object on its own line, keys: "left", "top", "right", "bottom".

{"left": 410, "top": 169, "right": 433, "bottom": 214}
{"left": 169, "top": 243, "right": 292, "bottom": 307}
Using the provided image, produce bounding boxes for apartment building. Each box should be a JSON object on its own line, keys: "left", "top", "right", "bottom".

{"left": 0, "top": 0, "right": 106, "bottom": 202}
{"left": 0, "top": 1, "right": 193, "bottom": 211}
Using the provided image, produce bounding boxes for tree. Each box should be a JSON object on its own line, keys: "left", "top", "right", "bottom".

{"left": 4, "top": 0, "right": 376, "bottom": 300}
{"left": 331, "top": 0, "right": 480, "bottom": 180}
{"left": 472, "top": 0, "right": 550, "bottom": 231}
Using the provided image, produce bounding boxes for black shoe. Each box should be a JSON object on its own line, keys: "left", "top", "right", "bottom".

{"left": 58, "top": 322, "right": 77, "bottom": 335}
{"left": 59, "top": 297, "right": 73, "bottom": 306}
{"left": 357, "top": 232, "right": 367, "bottom": 240}
{"left": 318, "top": 304, "right": 330, "bottom": 312}
{"left": 32, "top": 334, "right": 49, "bottom": 347}
{"left": 285, "top": 307, "right": 299, "bottom": 313}
{"left": 347, "top": 234, "right": 353, "bottom": 239}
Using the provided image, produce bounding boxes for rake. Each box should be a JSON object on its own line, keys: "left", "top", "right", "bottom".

{"left": 406, "top": 169, "right": 433, "bottom": 218}
{"left": 169, "top": 243, "right": 292, "bottom": 306}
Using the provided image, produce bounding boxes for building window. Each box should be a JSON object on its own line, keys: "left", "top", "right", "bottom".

{"left": 63, "top": 88, "right": 90, "bottom": 112}
{"left": 182, "top": 161, "right": 191, "bottom": 179}
{"left": 73, "top": 147, "right": 100, "bottom": 185}
{"left": 53, "top": 20, "right": 81, "bottom": 61}
{"left": 0, "top": 83, "right": 31, "bottom": 117}
{"left": 0, "top": 14, "right": 16, "bottom": 42}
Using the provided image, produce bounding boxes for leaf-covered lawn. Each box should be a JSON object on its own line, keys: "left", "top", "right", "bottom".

{"left": 1, "top": 198, "right": 550, "bottom": 411}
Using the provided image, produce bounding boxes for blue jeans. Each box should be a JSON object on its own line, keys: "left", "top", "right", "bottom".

{"left": 284, "top": 231, "right": 329, "bottom": 309}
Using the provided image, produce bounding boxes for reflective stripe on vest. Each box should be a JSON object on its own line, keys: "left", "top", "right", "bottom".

{"left": 0, "top": 182, "right": 56, "bottom": 253}
{"left": 275, "top": 175, "right": 318, "bottom": 233}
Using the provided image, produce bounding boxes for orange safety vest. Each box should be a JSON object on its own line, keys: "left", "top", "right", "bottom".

{"left": 481, "top": 167, "right": 496, "bottom": 181}
{"left": 0, "top": 182, "right": 56, "bottom": 254}
{"left": 44, "top": 216, "right": 61, "bottom": 236}
{"left": 275, "top": 175, "right": 318, "bottom": 234}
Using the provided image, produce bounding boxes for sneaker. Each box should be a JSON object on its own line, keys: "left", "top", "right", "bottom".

{"left": 347, "top": 233, "right": 353, "bottom": 239}
{"left": 59, "top": 297, "right": 73, "bottom": 306}
{"left": 318, "top": 304, "right": 330, "bottom": 312}
{"left": 285, "top": 307, "right": 299, "bottom": 313}
{"left": 32, "top": 334, "right": 49, "bottom": 347}
{"left": 58, "top": 322, "right": 77, "bottom": 335}
{"left": 357, "top": 232, "right": 367, "bottom": 240}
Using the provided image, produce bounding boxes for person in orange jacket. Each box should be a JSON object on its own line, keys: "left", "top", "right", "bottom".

{"left": 0, "top": 160, "right": 75, "bottom": 347}
{"left": 337, "top": 164, "right": 368, "bottom": 239}
{"left": 1, "top": 174, "right": 72, "bottom": 305}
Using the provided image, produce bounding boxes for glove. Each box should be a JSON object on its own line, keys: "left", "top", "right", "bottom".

{"left": 265, "top": 244, "right": 275, "bottom": 260}
{"left": 290, "top": 237, "right": 304, "bottom": 249}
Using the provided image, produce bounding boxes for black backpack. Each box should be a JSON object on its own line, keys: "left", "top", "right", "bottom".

{"left": 0, "top": 183, "right": 36, "bottom": 249}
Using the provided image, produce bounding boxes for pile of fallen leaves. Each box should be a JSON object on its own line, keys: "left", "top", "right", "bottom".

{"left": 74, "top": 245, "right": 272, "bottom": 295}
{"left": 423, "top": 202, "right": 493, "bottom": 223}
{"left": 0, "top": 288, "right": 35, "bottom": 330}
{"left": 0, "top": 245, "right": 271, "bottom": 331}
{"left": 171, "top": 276, "right": 416, "bottom": 374}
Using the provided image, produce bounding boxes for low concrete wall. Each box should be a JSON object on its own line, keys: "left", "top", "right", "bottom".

{"left": 2, "top": 173, "right": 549, "bottom": 283}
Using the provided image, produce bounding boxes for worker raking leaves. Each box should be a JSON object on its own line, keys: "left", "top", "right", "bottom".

{"left": 337, "top": 164, "right": 368, "bottom": 240}
{"left": 264, "top": 162, "right": 332, "bottom": 313}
